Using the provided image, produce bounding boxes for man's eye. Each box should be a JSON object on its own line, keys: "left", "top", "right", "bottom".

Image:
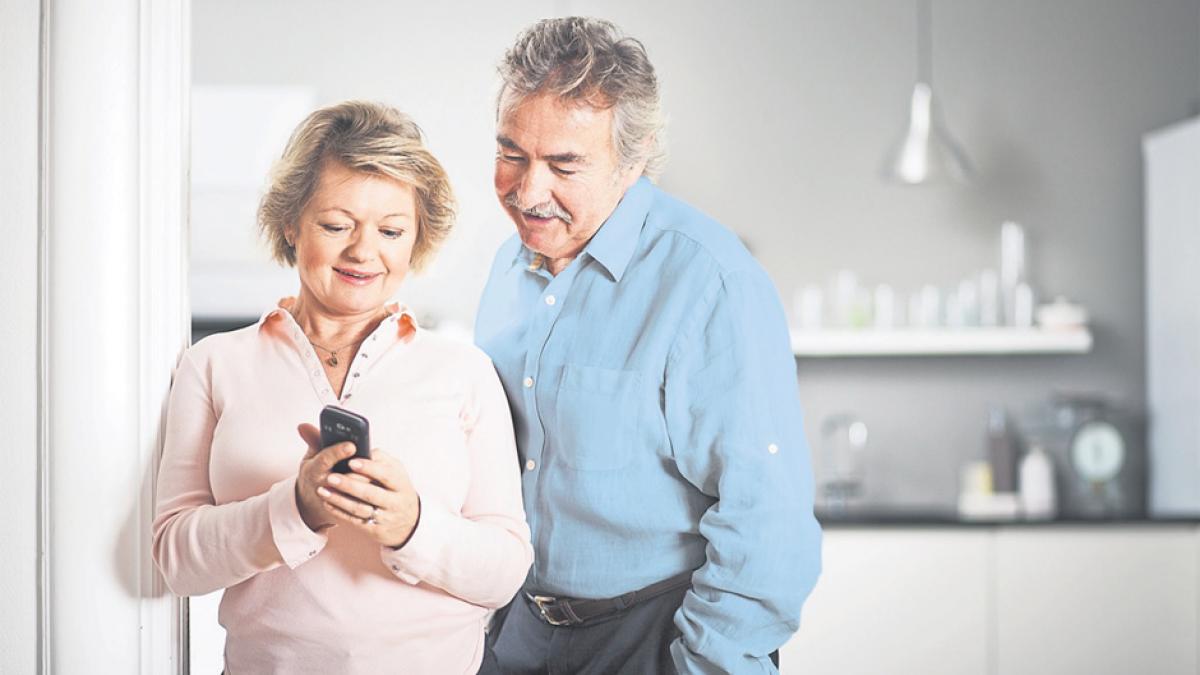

{"left": 552, "top": 166, "right": 576, "bottom": 176}
{"left": 499, "top": 153, "right": 526, "bottom": 163}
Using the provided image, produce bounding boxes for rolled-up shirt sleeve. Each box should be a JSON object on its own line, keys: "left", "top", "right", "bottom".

{"left": 665, "top": 268, "right": 823, "bottom": 674}
{"left": 152, "top": 351, "right": 328, "bottom": 597}
{"left": 381, "top": 353, "right": 533, "bottom": 608}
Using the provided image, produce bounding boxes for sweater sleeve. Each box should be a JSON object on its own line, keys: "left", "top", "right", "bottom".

{"left": 380, "top": 354, "right": 533, "bottom": 608}
{"left": 152, "top": 350, "right": 329, "bottom": 597}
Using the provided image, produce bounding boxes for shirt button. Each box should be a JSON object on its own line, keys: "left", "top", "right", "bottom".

{"left": 768, "top": 443, "right": 780, "bottom": 455}
{"left": 392, "top": 564, "right": 400, "bottom": 572}
{"left": 523, "top": 376, "right": 534, "bottom": 388}
{"left": 525, "top": 459, "right": 536, "bottom": 471}
{"left": 308, "top": 550, "right": 317, "bottom": 557}
{"left": 544, "top": 295, "right": 556, "bottom": 306}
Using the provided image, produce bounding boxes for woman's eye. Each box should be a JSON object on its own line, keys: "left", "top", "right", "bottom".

{"left": 319, "top": 223, "right": 349, "bottom": 234}
{"left": 380, "top": 229, "right": 405, "bottom": 240}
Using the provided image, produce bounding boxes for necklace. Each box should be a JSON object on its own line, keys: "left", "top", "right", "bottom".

{"left": 308, "top": 337, "right": 361, "bottom": 367}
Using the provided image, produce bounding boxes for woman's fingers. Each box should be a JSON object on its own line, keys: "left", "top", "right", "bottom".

{"left": 346, "top": 452, "right": 408, "bottom": 493}
{"left": 323, "top": 473, "right": 393, "bottom": 509}
{"left": 322, "top": 498, "right": 373, "bottom": 527}
{"left": 317, "top": 484, "right": 375, "bottom": 520}
{"left": 315, "top": 442, "right": 357, "bottom": 472}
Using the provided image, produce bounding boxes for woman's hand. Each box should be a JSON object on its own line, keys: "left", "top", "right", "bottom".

{"left": 295, "top": 423, "right": 362, "bottom": 533}
{"left": 296, "top": 428, "right": 421, "bottom": 548}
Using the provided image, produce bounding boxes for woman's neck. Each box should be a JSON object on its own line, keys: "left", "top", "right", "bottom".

{"left": 288, "top": 294, "right": 387, "bottom": 349}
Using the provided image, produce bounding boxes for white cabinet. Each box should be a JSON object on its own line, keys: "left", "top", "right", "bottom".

{"left": 994, "top": 527, "right": 1197, "bottom": 675}
{"left": 781, "top": 530, "right": 991, "bottom": 675}
{"left": 1144, "top": 117, "right": 1200, "bottom": 514}
{"left": 783, "top": 526, "right": 1198, "bottom": 675}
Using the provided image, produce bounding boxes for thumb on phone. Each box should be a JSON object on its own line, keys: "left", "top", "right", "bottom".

{"left": 297, "top": 423, "right": 322, "bottom": 459}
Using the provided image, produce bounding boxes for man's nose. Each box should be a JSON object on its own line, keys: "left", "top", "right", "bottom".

{"left": 514, "top": 163, "right": 554, "bottom": 208}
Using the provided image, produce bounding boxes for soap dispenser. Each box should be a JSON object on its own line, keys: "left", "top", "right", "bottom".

{"left": 1019, "top": 444, "right": 1057, "bottom": 520}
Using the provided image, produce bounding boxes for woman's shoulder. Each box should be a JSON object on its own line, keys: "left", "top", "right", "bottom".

{"left": 412, "top": 327, "right": 494, "bottom": 373}
{"left": 181, "top": 322, "right": 262, "bottom": 367}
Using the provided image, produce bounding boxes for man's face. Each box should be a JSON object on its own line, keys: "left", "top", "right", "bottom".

{"left": 494, "top": 92, "right": 643, "bottom": 270}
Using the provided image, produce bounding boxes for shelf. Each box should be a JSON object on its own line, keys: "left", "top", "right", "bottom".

{"left": 790, "top": 327, "right": 1093, "bottom": 357}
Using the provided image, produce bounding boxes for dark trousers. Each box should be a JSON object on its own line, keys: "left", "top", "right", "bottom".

{"left": 480, "top": 585, "right": 689, "bottom": 675}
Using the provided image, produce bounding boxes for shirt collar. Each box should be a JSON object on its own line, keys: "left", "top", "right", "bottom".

{"left": 582, "top": 177, "right": 652, "bottom": 282}
{"left": 507, "top": 176, "right": 654, "bottom": 283}
{"left": 257, "top": 297, "right": 419, "bottom": 342}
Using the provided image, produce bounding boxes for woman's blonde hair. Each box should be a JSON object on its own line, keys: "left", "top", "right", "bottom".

{"left": 258, "top": 100, "right": 455, "bottom": 272}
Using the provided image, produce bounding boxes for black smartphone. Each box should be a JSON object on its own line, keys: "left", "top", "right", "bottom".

{"left": 319, "top": 405, "right": 371, "bottom": 474}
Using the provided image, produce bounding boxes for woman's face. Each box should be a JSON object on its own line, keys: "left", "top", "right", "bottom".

{"left": 289, "top": 160, "right": 419, "bottom": 319}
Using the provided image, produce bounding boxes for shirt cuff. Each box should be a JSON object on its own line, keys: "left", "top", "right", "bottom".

{"left": 379, "top": 500, "right": 448, "bottom": 585}
{"left": 267, "top": 476, "right": 329, "bottom": 569}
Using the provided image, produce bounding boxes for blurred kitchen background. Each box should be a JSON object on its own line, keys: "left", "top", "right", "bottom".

{"left": 188, "top": 1, "right": 1200, "bottom": 673}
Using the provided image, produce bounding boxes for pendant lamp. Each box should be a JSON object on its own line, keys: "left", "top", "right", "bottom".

{"left": 883, "top": 0, "right": 973, "bottom": 184}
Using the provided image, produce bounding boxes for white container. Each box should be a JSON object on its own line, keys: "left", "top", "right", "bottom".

{"left": 1019, "top": 444, "right": 1057, "bottom": 520}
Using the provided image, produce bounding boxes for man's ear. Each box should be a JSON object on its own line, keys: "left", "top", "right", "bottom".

{"left": 619, "top": 135, "right": 654, "bottom": 189}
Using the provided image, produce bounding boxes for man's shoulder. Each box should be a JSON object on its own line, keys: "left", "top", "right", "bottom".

{"left": 486, "top": 233, "right": 524, "bottom": 271}
{"left": 642, "top": 186, "right": 760, "bottom": 277}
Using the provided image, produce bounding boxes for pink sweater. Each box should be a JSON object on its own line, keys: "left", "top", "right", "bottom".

{"left": 153, "top": 304, "right": 533, "bottom": 674}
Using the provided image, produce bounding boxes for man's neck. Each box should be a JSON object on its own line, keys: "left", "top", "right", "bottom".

{"left": 546, "top": 255, "right": 574, "bottom": 276}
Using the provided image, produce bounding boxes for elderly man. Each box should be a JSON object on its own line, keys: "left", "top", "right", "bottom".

{"left": 474, "top": 17, "right": 821, "bottom": 675}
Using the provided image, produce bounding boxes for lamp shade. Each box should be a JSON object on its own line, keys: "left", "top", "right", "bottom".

{"left": 883, "top": 82, "right": 973, "bottom": 184}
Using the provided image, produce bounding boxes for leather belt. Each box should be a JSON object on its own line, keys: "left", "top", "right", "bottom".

{"left": 525, "top": 570, "right": 693, "bottom": 627}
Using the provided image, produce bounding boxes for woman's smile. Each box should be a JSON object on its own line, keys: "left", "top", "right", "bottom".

{"left": 333, "top": 266, "right": 382, "bottom": 286}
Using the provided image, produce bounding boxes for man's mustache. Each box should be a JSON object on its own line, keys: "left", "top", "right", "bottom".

{"left": 504, "top": 192, "right": 573, "bottom": 224}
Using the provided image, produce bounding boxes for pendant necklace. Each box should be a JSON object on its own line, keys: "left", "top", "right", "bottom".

{"left": 309, "top": 338, "right": 360, "bottom": 367}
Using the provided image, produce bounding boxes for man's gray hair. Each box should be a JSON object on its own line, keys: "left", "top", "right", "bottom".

{"left": 498, "top": 17, "right": 667, "bottom": 180}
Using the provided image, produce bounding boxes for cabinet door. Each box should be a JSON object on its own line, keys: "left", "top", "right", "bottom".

{"left": 995, "top": 527, "right": 1197, "bottom": 675}
{"left": 781, "top": 529, "right": 991, "bottom": 675}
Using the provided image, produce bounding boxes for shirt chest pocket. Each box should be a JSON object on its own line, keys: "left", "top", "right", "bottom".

{"left": 554, "top": 364, "right": 641, "bottom": 471}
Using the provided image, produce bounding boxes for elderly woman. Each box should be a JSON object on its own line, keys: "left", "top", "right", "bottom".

{"left": 153, "top": 100, "right": 532, "bottom": 674}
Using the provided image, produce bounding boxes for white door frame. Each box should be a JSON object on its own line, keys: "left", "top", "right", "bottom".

{"left": 33, "top": 0, "right": 190, "bottom": 672}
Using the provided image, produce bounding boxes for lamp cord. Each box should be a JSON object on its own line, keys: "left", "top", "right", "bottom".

{"left": 917, "top": 0, "right": 933, "bottom": 85}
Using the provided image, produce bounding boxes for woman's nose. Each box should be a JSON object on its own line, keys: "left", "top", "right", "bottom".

{"left": 342, "top": 228, "right": 376, "bottom": 262}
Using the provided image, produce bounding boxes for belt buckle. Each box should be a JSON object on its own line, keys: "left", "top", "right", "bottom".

{"left": 530, "top": 595, "right": 571, "bottom": 626}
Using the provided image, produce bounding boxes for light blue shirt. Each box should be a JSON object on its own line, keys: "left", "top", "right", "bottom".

{"left": 475, "top": 177, "right": 821, "bottom": 674}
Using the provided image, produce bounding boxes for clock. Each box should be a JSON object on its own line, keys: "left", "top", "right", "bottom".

{"left": 1019, "top": 394, "right": 1145, "bottom": 519}
{"left": 1070, "top": 421, "right": 1125, "bottom": 483}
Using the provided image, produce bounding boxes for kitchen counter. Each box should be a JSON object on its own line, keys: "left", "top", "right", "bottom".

{"left": 815, "top": 508, "right": 1200, "bottom": 528}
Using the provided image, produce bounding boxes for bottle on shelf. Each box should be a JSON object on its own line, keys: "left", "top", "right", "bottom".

{"left": 987, "top": 407, "right": 1019, "bottom": 494}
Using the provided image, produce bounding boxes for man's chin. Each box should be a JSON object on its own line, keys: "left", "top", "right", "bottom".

{"left": 516, "top": 228, "right": 554, "bottom": 255}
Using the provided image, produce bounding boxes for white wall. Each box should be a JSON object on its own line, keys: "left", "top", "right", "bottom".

{"left": 0, "top": 1, "right": 43, "bottom": 672}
